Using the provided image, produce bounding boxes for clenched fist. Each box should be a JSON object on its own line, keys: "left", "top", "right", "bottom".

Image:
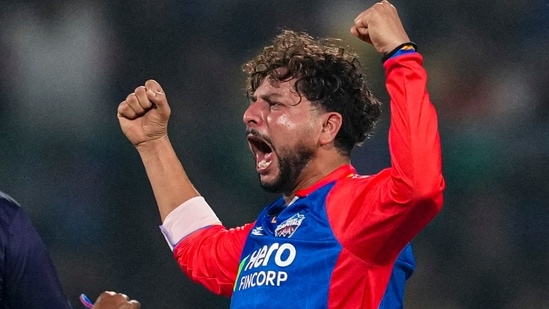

{"left": 117, "top": 79, "right": 171, "bottom": 147}
{"left": 350, "top": 0, "right": 410, "bottom": 55}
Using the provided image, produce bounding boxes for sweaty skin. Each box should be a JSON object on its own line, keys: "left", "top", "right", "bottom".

{"left": 114, "top": 1, "right": 444, "bottom": 308}
{"left": 116, "top": 0, "right": 413, "bottom": 224}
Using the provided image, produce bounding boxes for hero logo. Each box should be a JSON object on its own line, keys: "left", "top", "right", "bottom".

{"left": 237, "top": 242, "right": 296, "bottom": 291}
{"left": 275, "top": 213, "right": 305, "bottom": 238}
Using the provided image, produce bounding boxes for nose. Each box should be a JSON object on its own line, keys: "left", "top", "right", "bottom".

{"left": 242, "top": 101, "right": 264, "bottom": 127}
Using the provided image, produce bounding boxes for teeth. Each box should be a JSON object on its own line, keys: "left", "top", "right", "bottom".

{"left": 258, "top": 159, "right": 271, "bottom": 169}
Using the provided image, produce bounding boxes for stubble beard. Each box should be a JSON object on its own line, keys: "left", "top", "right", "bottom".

{"left": 259, "top": 142, "right": 314, "bottom": 194}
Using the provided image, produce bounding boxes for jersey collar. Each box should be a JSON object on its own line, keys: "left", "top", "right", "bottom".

{"left": 294, "top": 164, "right": 356, "bottom": 198}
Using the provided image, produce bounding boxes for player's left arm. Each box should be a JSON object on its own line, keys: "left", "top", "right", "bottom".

{"left": 351, "top": 1, "right": 444, "bottom": 205}
{"left": 329, "top": 1, "right": 444, "bottom": 265}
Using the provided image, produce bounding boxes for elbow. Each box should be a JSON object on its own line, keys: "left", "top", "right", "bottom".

{"left": 392, "top": 174, "right": 445, "bottom": 212}
{"left": 412, "top": 176, "right": 445, "bottom": 214}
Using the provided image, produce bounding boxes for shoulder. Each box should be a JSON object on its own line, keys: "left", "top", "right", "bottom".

{"left": 330, "top": 168, "right": 392, "bottom": 196}
{"left": 0, "top": 191, "right": 24, "bottom": 228}
{"left": 0, "top": 191, "right": 21, "bottom": 208}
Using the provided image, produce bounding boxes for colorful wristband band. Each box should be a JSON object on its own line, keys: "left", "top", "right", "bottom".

{"left": 381, "top": 42, "right": 418, "bottom": 62}
{"left": 80, "top": 293, "right": 94, "bottom": 309}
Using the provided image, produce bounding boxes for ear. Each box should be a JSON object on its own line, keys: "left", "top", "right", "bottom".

{"left": 319, "top": 112, "right": 342, "bottom": 146}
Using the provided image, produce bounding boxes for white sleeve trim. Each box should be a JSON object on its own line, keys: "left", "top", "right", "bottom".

{"left": 159, "top": 196, "right": 221, "bottom": 251}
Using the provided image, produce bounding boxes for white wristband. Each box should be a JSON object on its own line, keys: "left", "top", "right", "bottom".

{"left": 159, "top": 196, "right": 221, "bottom": 250}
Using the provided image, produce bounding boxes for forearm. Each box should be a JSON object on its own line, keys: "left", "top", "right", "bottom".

{"left": 384, "top": 53, "right": 444, "bottom": 201}
{"left": 136, "top": 135, "right": 200, "bottom": 222}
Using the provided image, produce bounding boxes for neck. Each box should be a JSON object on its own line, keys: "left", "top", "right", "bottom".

{"left": 282, "top": 154, "right": 350, "bottom": 204}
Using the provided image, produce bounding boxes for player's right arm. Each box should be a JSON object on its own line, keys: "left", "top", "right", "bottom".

{"left": 117, "top": 80, "right": 248, "bottom": 296}
{"left": 117, "top": 79, "right": 207, "bottom": 222}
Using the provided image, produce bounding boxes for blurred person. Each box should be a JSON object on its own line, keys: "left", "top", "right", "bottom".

{"left": 0, "top": 191, "right": 132, "bottom": 309}
{"left": 0, "top": 0, "right": 118, "bottom": 288}
{"left": 0, "top": 188, "right": 143, "bottom": 309}
{"left": 117, "top": 1, "right": 444, "bottom": 308}
{"left": 0, "top": 191, "right": 73, "bottom": 309}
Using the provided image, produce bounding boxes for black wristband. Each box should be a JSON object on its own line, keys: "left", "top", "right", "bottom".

{"left": 381, "top": 42, "right": 418, "bottom": 63}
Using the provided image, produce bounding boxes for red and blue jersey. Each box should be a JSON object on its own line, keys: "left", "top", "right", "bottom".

{"left": 162, "top": 53, "right": 444, "bottom": 308}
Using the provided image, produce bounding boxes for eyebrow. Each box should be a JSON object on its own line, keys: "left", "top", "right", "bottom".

{"left": 250, "top": 93, "right": 284, "bottom": 103}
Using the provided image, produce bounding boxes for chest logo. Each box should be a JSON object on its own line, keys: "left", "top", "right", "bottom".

{"left": 251, "top": 226, "right": 264, "bottom": 236}
{"left": 275, "top": 213, "right": 305, "bottom": 238}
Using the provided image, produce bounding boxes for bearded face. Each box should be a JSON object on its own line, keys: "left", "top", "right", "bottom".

{"left": 254, "top": 133, "right": 314, "bottom": 193}
{"left": 243, "top": 74, "right": 324, "bottom": 195}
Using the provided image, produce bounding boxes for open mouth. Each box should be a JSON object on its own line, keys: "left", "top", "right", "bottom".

{"left": 247, "top": 133, "right": 274, "bottom": 171}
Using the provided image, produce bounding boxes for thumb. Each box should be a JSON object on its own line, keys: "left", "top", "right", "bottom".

{"left": 144, "top": 79, "right": 170, "bottom": 115}
{"left": 144, "top": 79, "right": 164, "bottom": 95}
{"left": 144, "top": 79, "right": 165, "bottom": 102}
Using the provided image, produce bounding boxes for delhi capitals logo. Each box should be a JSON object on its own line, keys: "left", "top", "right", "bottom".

{"left": 275, "top": 213, "right": 305, "bottom": 238}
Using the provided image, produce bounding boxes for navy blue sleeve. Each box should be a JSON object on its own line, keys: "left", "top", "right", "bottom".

{"left": 0, "top": 192, "right": 73, "bottom": 309}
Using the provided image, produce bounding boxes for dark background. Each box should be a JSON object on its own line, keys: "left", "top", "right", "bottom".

{"left": 1, "top": 0, "right": 548, "bottom": 308}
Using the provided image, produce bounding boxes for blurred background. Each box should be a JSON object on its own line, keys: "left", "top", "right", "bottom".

{"left": 0, "top": 0, "right": 548, "bottom": 308}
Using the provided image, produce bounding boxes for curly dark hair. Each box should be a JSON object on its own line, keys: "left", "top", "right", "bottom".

{"left": 242, "top": 29, "right": 382, "bottom": 156}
